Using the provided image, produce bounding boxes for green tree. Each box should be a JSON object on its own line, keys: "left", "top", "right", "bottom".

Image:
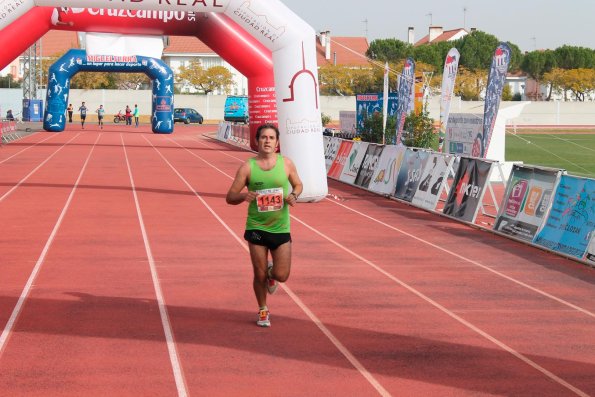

{"left": 350, "top": 67, "right": 377, "bottom": 95}
{"left": 454, "top": 67, "right": 487, "bottom": 100}
{"left": 521, "top": 50, "right": 557, "bottom": 80}
{"left": 176, "top": 60, "right": 234, "bottom": 94}
{"left": 554, "top": 45, "right": 595, "bottom": 70}
{"left": 111, "top": 73, "right": 151, "bottom": 90}
{"left": 453, "top": 31, "right": 522, "bottom": 71}
{"left": 42, "top": 52, "right": 111, "bottom": 89}
{"left": 359, "top": 112, "right": 396, "bottom": 144}
{"left": 71, "top": 72, "right": 111, "bottom": 89}
{"left": 318, "top": 64, "right": 355, "bottom": 95}
{"left": 318, "top": 65, "right": 377, "bottom": 96}
{"left": 366, "top": 38, "right": 412, "bottom": 62}
{"left": 412, "top": 44, "right": 443, "bottom": 71}
{"left": 454, "top": 31, "right": 500, "bottom": 70}
{"left": 501, "top": 84, "right": 513, "bottom": 101}
{"left": 563, "top": 68, "right": 595, "bottom": 101}
{"left": 403, "top": 108, "right": 436, "bottom": 149}
{"left": 0, "top": 74, "right": 21, "bottom": 88}
{"left": 542, "top": 68, "right": 566, "bottom": 100}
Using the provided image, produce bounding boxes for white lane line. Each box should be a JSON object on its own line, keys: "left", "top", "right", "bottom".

{"left": 0, "top": 133, "right": 57, "bottom": 165}
{"left": 326, "top": 199, "right": 595, "bottom": 319}
{"left": 0, "top": 134, "right": 82, "bottom": 203}
{"left": 174, "top": 136, "right": 590, "bottom": 397}
{"left": 289, "top": 215, "right": 589, "bottom": 397}
{"left": 120, "top": 135, "right": 188, "bottom": 397}
{"left": 148, "top": 136, "right": 391, "bottom": 397}
{"left": 192, "top": 135, "right": 595, "bottom": 319}
{"left": 0, "top": 134, "right": 100, "bottom": 357}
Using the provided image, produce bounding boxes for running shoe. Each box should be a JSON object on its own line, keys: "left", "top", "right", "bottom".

{"left": 266, "top": 262, "right": 278, "bottom": 295}
{"left": 257, "top": 309, "right": 270, "bottom": 327}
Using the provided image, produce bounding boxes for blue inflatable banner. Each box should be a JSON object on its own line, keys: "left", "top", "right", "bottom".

{"left": 44, "top": 49, "right": 174, "bottom": 134}
{"left": 533, "top": 175, "right": 595, "bottom": 258}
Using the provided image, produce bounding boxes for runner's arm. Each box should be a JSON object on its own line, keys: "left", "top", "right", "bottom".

{"left": 285, "top": 157, "right": 303, "bottom": 206}
{"left": 226, "top": 162, "right": 257, "bottom": 205}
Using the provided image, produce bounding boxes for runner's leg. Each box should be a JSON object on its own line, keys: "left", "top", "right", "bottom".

{"left": 248, "top": 243, "right": 269, "bottom": 308}
{"left": 270, "top": 241, "right": 291, "bottom": 283}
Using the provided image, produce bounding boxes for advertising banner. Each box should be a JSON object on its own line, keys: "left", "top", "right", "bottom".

{"left": 328, "top": 140, "right": 354, "bottom": 179}
{"left": 356, "top": 93, "right": 397, "bottom": 135}
{"left": 354, "top": 144, "right": 384, "bottom": 189}
{"left": 339, "top": 141, "right": 369, "bottom": 185}
{"left": 438, "top": 48, "right": 460, "bottom": 152}
{"left": 494, "top": 165, "right": 561, "bottom": 241}
{"left": 476, "top": 43, "right": 511, "bottom": 158}
{"left": 411, "top": 153, "right": 455, "bottom": 210}
{"left": 533, "top": 175, "right": 595, "bottom": 259}
{"left": 443, "top": 157, "right": 494, "bottom": 222}
{"left": 324, "top": 137, "right": 342, "bottom": 172}
{"left": 323, "top": 135, "right": 330, "bottom": 151}
{"left": 395, "top": 57, "right": 415, "bottom": 145}
{"left": 394, "top": 148, "right": 430, "bottom": 202}
{"left": 368, "top": 145, "right": 406, "bottom": 195}
{"left": 445, "top": 113, "right": 483, "bottom": 156}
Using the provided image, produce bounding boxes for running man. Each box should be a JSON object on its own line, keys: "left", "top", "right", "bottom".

{"left": 133, "top": 104, "right": 140, "bottom": 127}
{"left": 78, "top": 101, "right": 87, "bottom": 129}
{"left": 96, "top": 105, "right": 105, "bottom": 129}
{"left": 226, "top": 123, "right": 303, "bottom": 327}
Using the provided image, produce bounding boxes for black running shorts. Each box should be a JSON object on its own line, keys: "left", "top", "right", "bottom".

{"left": 244, "top": 230, "right": 291, "bottom": 250}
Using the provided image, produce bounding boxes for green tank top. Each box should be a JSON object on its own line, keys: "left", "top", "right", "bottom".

{"left": 246, "top": 154, "right": 290, "bottom": 233}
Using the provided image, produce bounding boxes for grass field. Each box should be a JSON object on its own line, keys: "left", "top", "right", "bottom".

{"left": 506, "top": 133, "right": 595, "bottom": 178}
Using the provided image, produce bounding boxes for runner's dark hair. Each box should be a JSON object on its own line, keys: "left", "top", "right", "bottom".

{"left": 256, "top": 123, "right": 280, "bottom": 140}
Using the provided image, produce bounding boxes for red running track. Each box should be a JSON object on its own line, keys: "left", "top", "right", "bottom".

{"left": 0, "top": 123, "right": 593, "bottom": 396}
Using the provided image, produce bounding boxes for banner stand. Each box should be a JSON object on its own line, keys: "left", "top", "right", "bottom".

{"left": 480, "top": 162, "right": 508, "bottom": 219}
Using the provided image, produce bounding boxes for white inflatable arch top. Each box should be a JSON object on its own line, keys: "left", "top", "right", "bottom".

{"left": 1, "top": 0, "right": 328, "bottom": 202}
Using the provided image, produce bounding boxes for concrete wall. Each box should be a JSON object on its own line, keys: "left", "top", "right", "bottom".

{"left": 2, "top": 88, "right": 594, "bottom": 125}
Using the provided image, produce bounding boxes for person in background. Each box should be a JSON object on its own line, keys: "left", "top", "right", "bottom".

{"left": 125, "top": 105, "right": 132, "bottom": 126}
{"left": 67, "top": 103, "right": 74, "bottom": 123}
{"left": 78, "top": 102, "right": 87, "bottom": 129}
{"left": 96, "top": 104, "right": 105, "bottom": 129}
{"left": 133, "top": 104, "right": 140, "bottom": 127}
{"left": 6, "top": 109, "right": 15, "bottom": 121}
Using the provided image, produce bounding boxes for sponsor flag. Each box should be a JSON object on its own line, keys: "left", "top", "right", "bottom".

{"left": 382, "top": 62, "right": 389, "bottom": 144}
{"left": 475, "top": 43, "right": 511, "bottom": 158}
{"left": 438, "top": 48, "right": 460, "bottom": 152}
{"left": 395, "top": 57, "right": 415, "bottom": 145}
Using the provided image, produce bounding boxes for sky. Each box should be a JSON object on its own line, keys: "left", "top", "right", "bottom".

{"left": 280, "top": 0, "right": 595, "bottom": 52}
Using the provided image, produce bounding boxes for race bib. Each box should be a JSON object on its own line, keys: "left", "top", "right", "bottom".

{"left": 255, "top": 187, "right": 284, "bottom": 212}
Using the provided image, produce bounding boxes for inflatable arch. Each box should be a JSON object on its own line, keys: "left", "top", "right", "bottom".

{"left": 0, "top": 1, "right": 327, "bottom": 201}
{"left": 44, "top": 49, "right": 174, "bottom": 133}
